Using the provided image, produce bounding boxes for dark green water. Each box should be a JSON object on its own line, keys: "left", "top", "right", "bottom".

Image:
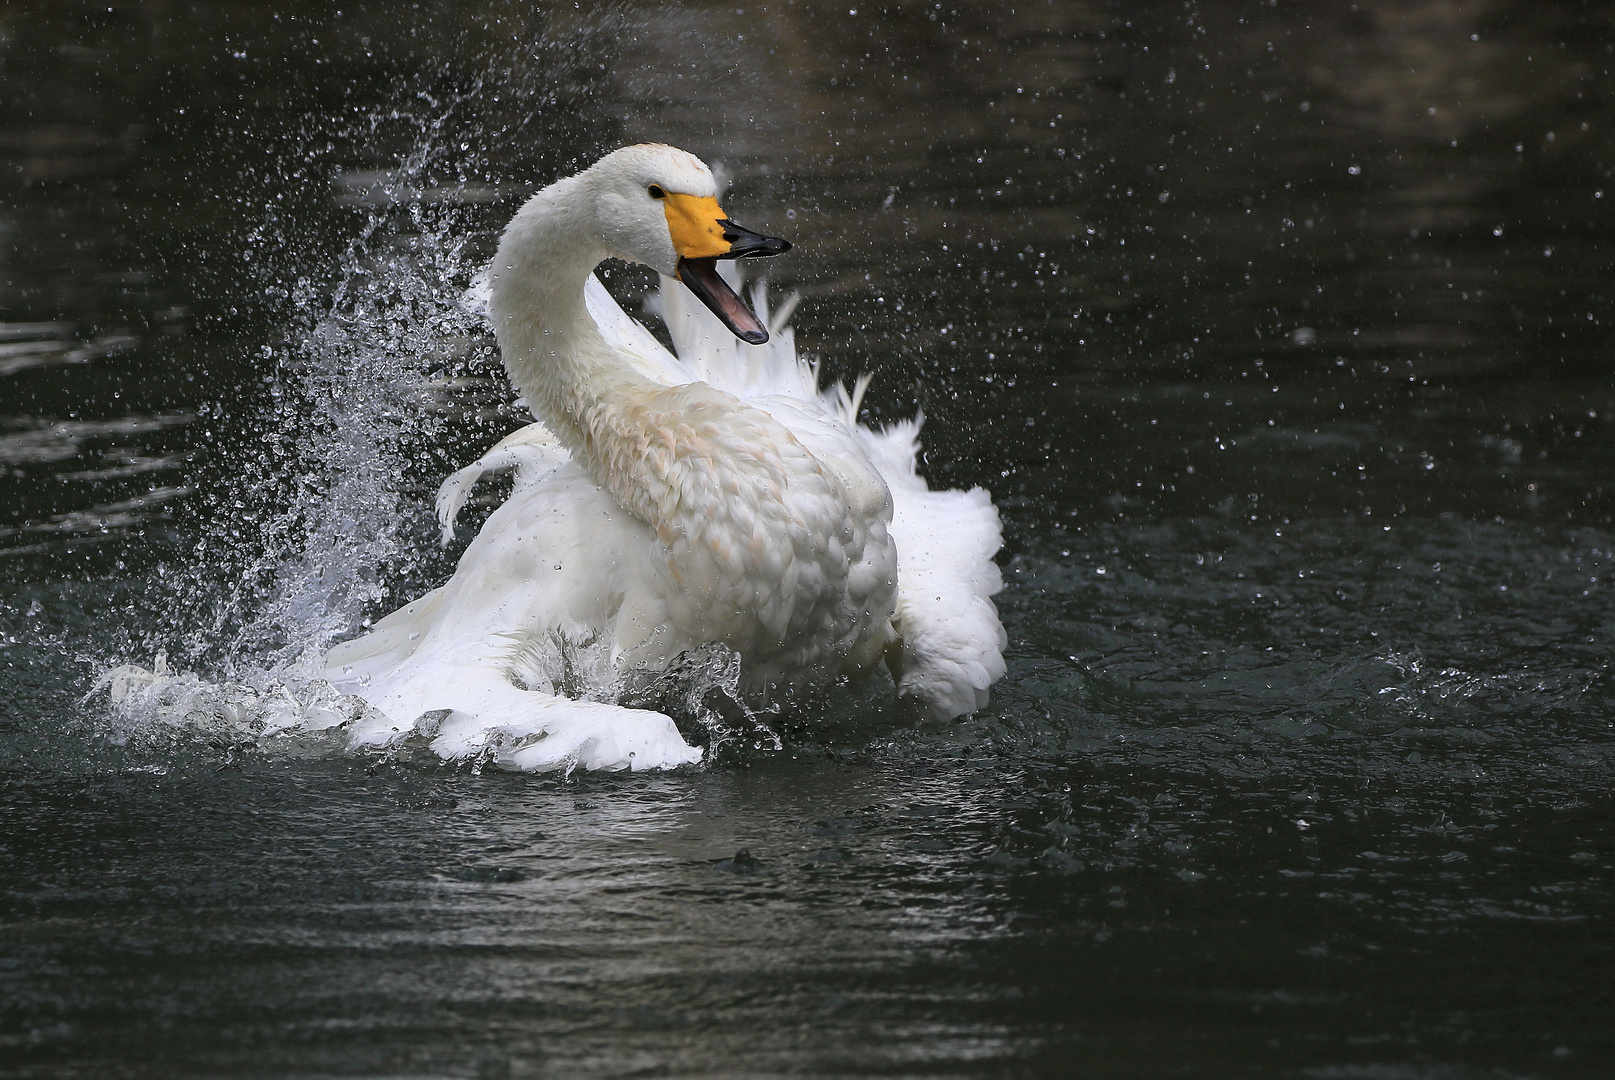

{"left": 3, "top": 1, "right": 1615, "bottom": 1076}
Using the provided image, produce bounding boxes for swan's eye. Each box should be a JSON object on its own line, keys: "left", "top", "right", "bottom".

{"left": 647, "top": 184, "right": 666, "bottom": 200}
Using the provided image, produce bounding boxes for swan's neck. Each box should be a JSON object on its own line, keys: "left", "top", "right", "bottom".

{"left": 487, "top": 182, "right": 764, "bottom": 545}
{"left": 488, "top": 178, "right": 636, "bottom": 448}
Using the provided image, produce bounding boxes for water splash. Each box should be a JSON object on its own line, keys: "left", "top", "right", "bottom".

{"left": 208, "top": 92, "right": 499, "bottom": 678}
{"left": 623, "top": 643, "right": 785, "bottom": 762}
{"left": 88, "top": 55, "right": 606, "bottom": 761}
{"left": 85, "top": 651, "right": 369, "bottom": 759}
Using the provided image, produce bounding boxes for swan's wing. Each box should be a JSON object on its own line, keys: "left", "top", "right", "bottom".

{"left": 585, "top": 273, "right": 689, "bottom": 385}
{"left": 435, "top": 422, "right": 570, "bottom": 544}
{"left": 327, "top": 464, "right": 701, "bottom": 772}
{"left": 322, "top": 583, "right": 452, "bottom": 692}
{"left": 648, "top": 267, "right": 819, "bottom": 401}
{"left": 859, "top": 419, "right": 1007, "bottom": 719}
{"left": 588, "top": 264, "right": 803, "bottom": 396}
{"left": 645, "top": 267, "right": 865, "bottom": 419}
{"left": 334, "top": 467, "right": 639, "bottom": 681}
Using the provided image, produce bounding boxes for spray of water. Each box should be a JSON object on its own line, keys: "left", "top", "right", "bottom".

{"left": 87, "top": 21, "right": 776, "bottom": 768}
{"left": 88, "top": 82, "right": 500, "bottom": 751}
{"left": 85, "top": 56, "right": 567, "bottom": 754}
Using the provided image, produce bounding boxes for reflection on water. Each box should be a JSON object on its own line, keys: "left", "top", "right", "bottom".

{"left": 3, "top": 1, "right": 1614, "bottom": 1076}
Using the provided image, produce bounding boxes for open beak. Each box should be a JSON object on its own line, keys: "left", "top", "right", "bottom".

{"left": 662, "top": 193, "right": 791, "bottom": 345}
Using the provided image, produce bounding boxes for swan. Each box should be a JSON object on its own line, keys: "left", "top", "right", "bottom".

{"left": 323, "top": 143, "right": 1006, "bottom": 771}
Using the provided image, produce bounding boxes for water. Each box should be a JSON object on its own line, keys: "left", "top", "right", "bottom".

{"left": 3, "top": 1, "right": 1614, "bottom": 1075}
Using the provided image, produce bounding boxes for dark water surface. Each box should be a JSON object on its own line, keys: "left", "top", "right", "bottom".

{"left": 4, "top": 1, "right": 1615, "bottom": 1076}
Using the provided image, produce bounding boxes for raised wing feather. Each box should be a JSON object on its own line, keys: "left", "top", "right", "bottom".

{"left": 585, "top": 273, "right": 689, "bottom": 386}
{"left": 327, "top": 464, "right": 702, "bottom": 771}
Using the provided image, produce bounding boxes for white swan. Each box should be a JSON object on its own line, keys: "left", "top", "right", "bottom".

{"left": 323, "top": 144, "right": 1006, "bottom": 771}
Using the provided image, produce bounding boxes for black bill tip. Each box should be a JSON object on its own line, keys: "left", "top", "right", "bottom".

{"left": 719, "top": 220, "right": 792, "bottom": 260}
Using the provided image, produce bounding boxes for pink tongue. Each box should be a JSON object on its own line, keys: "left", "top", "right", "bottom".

{"left": 676, "top": 257, "right": 769, "bottom": 345}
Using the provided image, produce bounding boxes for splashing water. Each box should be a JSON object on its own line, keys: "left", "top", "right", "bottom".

{"left": 127, "top": 94, "right": 480, "bottom": 657}
{"left": 84, "top": 81, "right": 577, "bottom": 759}
{"left": 83, "top": 54, "right": 782, "bottom": 768}
{"left": 622, "top": 643, "right": 785, "bottom": 762}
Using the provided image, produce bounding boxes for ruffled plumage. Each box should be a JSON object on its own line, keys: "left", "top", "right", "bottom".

{"left": 324, "top": 145, "right": 1006, "bottom": 771}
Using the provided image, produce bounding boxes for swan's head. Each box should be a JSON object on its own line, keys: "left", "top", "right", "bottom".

{"left": 589, "top": 144, "right": 791, "bottom": 345}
